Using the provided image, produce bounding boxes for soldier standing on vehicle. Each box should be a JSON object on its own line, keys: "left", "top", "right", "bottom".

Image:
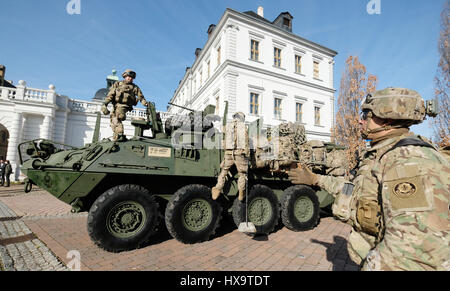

{"left": 101, "top": 69, "right": 149, "bottom": 141}
{"left": 288, "top": 88, "right": 449, "bottom": 271}
{"left": 212, "top": 112, "right": 249, "bottom": 201}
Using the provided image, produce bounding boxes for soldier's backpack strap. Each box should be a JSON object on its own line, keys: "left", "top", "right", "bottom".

{"left": 379, "top": 137, "right": 436, "bottom": 161}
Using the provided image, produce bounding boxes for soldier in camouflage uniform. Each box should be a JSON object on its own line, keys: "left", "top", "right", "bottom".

{"left": 101, "top": 69, "right": 149, "bottom": 141}
{"left": 288, "top": 88, "right": 449, "bottom": 271}
{"left": 212, "top": 112, "right": 249, "bottom": 201}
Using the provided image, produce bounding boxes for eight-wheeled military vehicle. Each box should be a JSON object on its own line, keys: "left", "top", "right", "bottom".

{"left": 18, "top": 102, "right": 344, "bottom": 252}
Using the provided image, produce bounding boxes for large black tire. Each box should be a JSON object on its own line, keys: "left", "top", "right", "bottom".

{"left": 232, "top": 184, "right": 280, "bottom": 235}
{"left": 281, "top": 185, "right": 320, "bottom": 231}
{"left": 87, "top": 184, "right": 161, "bottom": 253}
{"left": 165, "top": 184, "right": 222, "bottom": 244}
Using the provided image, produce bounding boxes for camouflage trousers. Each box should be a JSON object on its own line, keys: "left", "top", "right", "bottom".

{"left": 215, "top": 150, "right": 248, "bottom": 193}
{"left": 110, "top": 106, "right": 128, "bottom": 140}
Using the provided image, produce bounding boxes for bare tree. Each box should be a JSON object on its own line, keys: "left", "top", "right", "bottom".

{"left": 332, "top": 56, "right": 377, "bottom": 169}
{"left": 433, "top": 0, "right": 450, "bottom": 147}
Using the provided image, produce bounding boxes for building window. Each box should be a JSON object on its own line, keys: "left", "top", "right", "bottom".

{"left": 274, "top": 47, "right": 281, "bottom": 67}
{"left": 274, "top": 98, "right": 282, "bottom": 119}
{"left": 250, "top": 39, "right": 259, "bottom": 61}
{"left": 314, "top": 106, "right": 321, "bottom": 126}
{"left": 217, "top": 46, "right": 221, "bottom": 66}
{"left": 193, "top": 79, "right": 197, "bottom": 94}
{"left": 296, "top": 103, "right": 303, "bottom": 123}
{"left": 313, "top": 61, "right": 320, "bottom": 79}
{"left": 295, "top": 55, "right": 302, "bottom": 74}
{"left": 250, "top": 93, "right": 259, "bottom": 115}
{"left": 207, "top": 61, "right": 211, "bottom": 79}
{"left": 199, "top": 71, "right": 203, "bottom": 87}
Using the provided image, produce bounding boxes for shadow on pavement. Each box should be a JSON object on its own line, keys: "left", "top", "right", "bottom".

{"left": 310, "top": 236, "right": 359, "bottom": 271}
{"left": 141, "top": 208, "right": 239, "bottom": 248}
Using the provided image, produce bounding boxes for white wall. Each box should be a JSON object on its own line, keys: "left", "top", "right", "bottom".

{"left": 168, "top": 9, "right": 337, "bottom": 142}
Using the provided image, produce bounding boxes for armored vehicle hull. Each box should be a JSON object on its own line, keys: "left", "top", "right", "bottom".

{"left": 19, "top": 106, "right": 338, "bottom": 252}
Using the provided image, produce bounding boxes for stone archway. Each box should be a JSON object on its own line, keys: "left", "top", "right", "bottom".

{"left": 0, "top": 123, "right": 9, "bottom": 161}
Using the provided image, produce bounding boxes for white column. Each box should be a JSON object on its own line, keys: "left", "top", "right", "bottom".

{"left": 6, "top": 112, "right": 23, "bottom": 181}
{"left": 59, "top": 111, "right": 68, "bottom": 144}
{"left": 329, "top": 60, "right": 334, "bottom": 89}
{"left": 224, "top": 71, "right": 238, "bottom": 119}
{"left": 42, "top": 115, "right": 53, "bottom": 140}
{"left": 21, "top": 114, "right": 28, "bottom": 141}
{"left": 225, "top": 23, "right": 238, "bottom": 61}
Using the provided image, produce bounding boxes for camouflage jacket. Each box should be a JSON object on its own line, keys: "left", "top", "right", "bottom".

{"left": 105, "top": 81, "right": 148, "bottom": 109}
{"left": 317, "top": 132, "right": 450, "bottom": 270}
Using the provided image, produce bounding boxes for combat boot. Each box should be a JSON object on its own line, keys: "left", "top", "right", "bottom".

{"left": 238, "top": 189, "right": 245, "bottom": 201}
{"left": 211, "top": 187, "right": 221, "bottom": 200}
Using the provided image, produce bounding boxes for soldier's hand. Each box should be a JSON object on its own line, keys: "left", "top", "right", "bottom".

{"left": 101, "top": 104, "right": 110, "bottom": 115}
{"left": 287, "top": 163, "right": 319, "bottom": 186}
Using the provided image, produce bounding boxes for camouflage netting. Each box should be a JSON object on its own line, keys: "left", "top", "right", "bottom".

{"left": 251, "top": 122, "right": 347, "bottom": 176}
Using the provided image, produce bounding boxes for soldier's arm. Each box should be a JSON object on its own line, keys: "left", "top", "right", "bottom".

{"left": 287, "top": 163, "right": 350, "bottom": 197}
{"left": 135, "top": 86, "right": 148, "bottom": 106}
{"left": 104, "top": 82, "right": 118, "bottom": 105}
{"left": 316, "top": 175, "right": 349, "bottom": 197}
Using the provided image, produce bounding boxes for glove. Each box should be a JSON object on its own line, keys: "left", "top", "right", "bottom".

{"left": 287, "top": 163, "right": 319, "bottom": 186}
{"left": 101, "top": 104, "right": 110, "bottom": 115}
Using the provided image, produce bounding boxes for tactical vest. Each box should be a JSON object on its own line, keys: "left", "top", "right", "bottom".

{"left": 224, "top": 120, "right": 248, "bottom": 153}
{"left": 354, "top": 136, "right": 437, "bottom": 241}
{"left": 113, "top": 82, "right": 137, "bottom": 108}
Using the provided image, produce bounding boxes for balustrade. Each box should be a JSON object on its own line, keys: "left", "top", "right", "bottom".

{"left": 1, "top": 83, "right": 172, "bottom": 121}
{"left": 24, "top": 87, "right": 49, "bottom": 102}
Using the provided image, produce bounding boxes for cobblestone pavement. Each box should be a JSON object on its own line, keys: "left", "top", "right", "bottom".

{"left": 0, "top": 186, "right": 69, "bottom": 271}
{"left": 0, "top": 185, "right": 358, "bottom": 271}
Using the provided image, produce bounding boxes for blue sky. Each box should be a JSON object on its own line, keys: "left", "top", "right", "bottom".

{"left": 0, "top": 0, "right": 446, "bottom": 139}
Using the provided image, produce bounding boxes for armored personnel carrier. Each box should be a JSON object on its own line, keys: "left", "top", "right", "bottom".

{"left": 18, "top": 102, "right": 344, "bottom": 252}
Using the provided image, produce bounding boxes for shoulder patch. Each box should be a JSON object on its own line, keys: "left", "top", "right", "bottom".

{"left": 386, "top": 176, "right": 430, "bottom": 212}
{"left": 384, "top": 163, "right": 432, "bottom": 212}
{"left": 393, "top": 181, "right": 416, "bottom": 198}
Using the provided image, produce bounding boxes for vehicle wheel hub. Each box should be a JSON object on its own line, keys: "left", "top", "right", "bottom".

{"left": 182, "top": 199, "right": 212, "bottom": 231}
{"left": 248, "top": 197, "right": 272, "bottom": 226}
{"left": 294, "top": 196, "right": 314, "bottom": 222}
{"left": 107, "top": 201, "right": 146, "bottom": 238}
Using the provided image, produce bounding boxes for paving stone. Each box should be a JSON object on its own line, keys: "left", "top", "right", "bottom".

{"left": 0, "top": 185, "right": 357, "bottom": 272}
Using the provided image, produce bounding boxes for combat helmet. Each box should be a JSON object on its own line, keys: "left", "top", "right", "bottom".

{"left": 362, "top": 87, "right": 429, "bottom": 125}
{"left": 233, "top": 112, "right": 245, "bottom": 122}
{"left": 122, "top": 69, "right": 137, "bottom": 79}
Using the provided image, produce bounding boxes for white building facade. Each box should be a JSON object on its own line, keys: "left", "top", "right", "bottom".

{"left": 0, "top": 81, "right": 171, "bottom": 181}
{"left": 168, "top": 8, "right": 337, "bottom": 141}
